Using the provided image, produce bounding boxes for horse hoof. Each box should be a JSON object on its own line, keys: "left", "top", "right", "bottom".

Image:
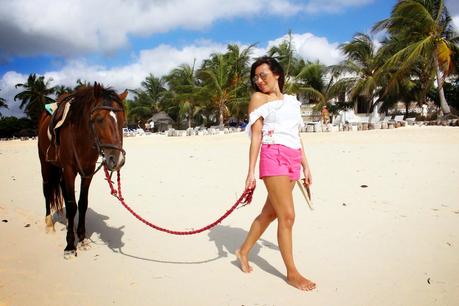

{"left": 45, "top": 224, "right": 56, "bottom": 233}
{"left": 64, "top": 250, "right": 77, "bottom": 260}
{"left": 45, "top": 216, "right": 55, "bottom": 233}
{"left": 77, "top": 239, "right": 92, "bottom": 251}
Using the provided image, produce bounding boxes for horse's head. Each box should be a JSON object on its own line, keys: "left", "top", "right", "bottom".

{"left": 90, "top": 84, "right": 128, "bottom": 171}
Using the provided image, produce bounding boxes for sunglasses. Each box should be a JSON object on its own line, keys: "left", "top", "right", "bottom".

{"left": 252, "top": 72, "right": 271, "bottom": 83}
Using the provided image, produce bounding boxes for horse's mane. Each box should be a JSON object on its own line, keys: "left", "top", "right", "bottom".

{"left": 62, "top": 84, "right": 124, "bottom": 123}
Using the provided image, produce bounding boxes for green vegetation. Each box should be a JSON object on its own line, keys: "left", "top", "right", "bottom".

{"left": 2, "top": 0, "right": 458, "bottom": 138}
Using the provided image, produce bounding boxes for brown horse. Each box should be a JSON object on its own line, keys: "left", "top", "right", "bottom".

{"left": 37, "top": 83, "right": 128, "bottom": 258}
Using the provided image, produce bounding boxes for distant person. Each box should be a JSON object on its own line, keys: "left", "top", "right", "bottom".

{"left": 321, "top": 105, "right": 330, "bottom": 124}
{"left": 321, "top": 105, "right": 330, "bottom": 131}
{"left": 421, "top": 103, "right": 428, "bottom": 119}
{"left": 236, "top": 56, "right": 316, "bottom": 291}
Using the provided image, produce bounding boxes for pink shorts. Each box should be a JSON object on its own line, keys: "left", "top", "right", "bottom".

{"left": 259, "top": 144, "right": 302, "bottom": 181}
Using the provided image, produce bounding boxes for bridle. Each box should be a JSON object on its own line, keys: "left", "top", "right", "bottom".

{"left": 89, "top": 103, "right": 126, "bottom": 160}
{"left": 71, "top": 99, "right": 126, "bottom": 178}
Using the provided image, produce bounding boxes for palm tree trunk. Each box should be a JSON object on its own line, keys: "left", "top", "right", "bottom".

{"left": 219, "top": 101, "right": 224, "bottom": 127}
{"left": 219, "top": 110, "right": 224, "bottom": 127}
{"left": 434, "top": 55, "right": 451, "bottom": 115}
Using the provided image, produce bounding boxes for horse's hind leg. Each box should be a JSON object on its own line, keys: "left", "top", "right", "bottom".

{"left": 43, "top": 181, "right": 55, "bottom": 233}
{"left": 40, "top": 161, "right": 60, "bottom": 233}
{"left": 61, "top": 168, "right": 78, "bottom": 259}
{"left": 77, "top": 176, "right": 93, "bottom": 250}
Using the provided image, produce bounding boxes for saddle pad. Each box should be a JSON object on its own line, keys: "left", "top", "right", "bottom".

{"left": 47, "top": 102, "right": 71, "bottom": 140}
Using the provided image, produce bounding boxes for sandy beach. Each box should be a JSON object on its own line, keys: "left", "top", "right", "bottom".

{"left": 1, "top": 126, "right": 459, "bottom": 306}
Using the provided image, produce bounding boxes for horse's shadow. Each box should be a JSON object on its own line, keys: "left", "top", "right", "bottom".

{"left": 85, "top": 207, "right": 125, "bottom": 250}
{"left": 50, "top": 207, "right": 125, "bottom": 250}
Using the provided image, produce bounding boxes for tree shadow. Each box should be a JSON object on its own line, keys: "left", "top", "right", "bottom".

{"left": 208, "top": 225, "right": 284, "bottom": 281}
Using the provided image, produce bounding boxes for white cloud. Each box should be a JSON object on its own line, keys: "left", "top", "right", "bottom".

{"left": 0, "top": 0, "right": 373, "bottom": 58}
{"left": 0, "top": 40, "right": 228, "bottom": 117}
{"left": 267, "top": 33, "right": 344, "bottom": 66}
{"left": 453, "top": 16, "right": 459, "bottom": 30}
{"left": 0, "top": 71, "right": 28, "bottom": 117}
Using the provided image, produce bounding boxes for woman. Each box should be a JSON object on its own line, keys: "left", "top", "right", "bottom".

{"left": 236, "top": 56, "right": 316, "bottom": 291}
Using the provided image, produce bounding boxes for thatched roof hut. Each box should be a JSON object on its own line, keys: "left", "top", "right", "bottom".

{"left": 149, "top": 112, "right": 174, "bottom": 132}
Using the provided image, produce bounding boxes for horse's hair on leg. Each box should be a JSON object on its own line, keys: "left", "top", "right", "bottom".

{"left": 41, "top": 162, "right": 63, "bottom": 233}
{"left": 61, "top": 169, "right": 78, "bottom": 259}
{"left": 77, "top": 176, "right": 93, "bottom": 250}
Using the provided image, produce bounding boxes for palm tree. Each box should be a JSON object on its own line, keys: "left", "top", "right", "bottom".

{"left": 224, "top": 44, "right": 254, "bottom": 122}
{"left": 199, "top": 53, "right": 243, "bottom": 126}
{"left": 14, "top": 74, "right": 55, "bottom": 125}
{"left": 165, "top": 62, "right": 206, "bottom": 128}
{"left": 372, "top": 0, "right": 458, "bottom": 116}
{"left": 127, "top": 74, "right": 167, "bottom": 125}
{"left": 331, "top": 33, "right": 380, "bottom": 114}
{"left": 54, "top": 85, "right": 73, "bottom": 97}
{"left": 268, "top": 31, "right": 301, "bottom": 90}
{"left": 292, "top": 60, "right": 329, "bottom": 103}
{"left": 126, "top": 91, "right": 154, "bottom": 125}
{"left": 141, "top": 74, "right": 167, "bottom": 113}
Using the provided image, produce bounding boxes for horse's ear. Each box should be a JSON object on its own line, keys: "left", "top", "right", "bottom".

{"left": 93, "top": 82, "right": 101, "bottom": 98}
{"left": 119, "top": 89, "right": 128, "bottom": 101}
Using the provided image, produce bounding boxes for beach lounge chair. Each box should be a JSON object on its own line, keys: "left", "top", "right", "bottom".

{"left": 331, "top": 113, "right": 343, "bottom": 132}
{"left": 358, "top": 116, "right": 369, "bottom": 130}
{"left": 393, "top": 115, "right": 406, "bottom": 127}
{"left": 405, "top": 117, "right": 416, "bottom": 126}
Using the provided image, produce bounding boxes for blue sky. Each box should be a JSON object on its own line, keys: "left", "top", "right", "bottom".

{"left": 0, "top": 0, "right": 458, "bottom": 117}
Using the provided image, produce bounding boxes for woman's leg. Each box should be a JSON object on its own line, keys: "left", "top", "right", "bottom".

{"left": 263, "top": 176, "right": 316, "bottom": 291}
{"left": 237, "top": 196, "right": 277, "bottom": 272}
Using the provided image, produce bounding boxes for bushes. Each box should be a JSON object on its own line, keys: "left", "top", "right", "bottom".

{"left": 0, "top": 117, "right": 35, "bottom": 138}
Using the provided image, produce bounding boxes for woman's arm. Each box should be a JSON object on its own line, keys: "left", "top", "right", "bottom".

{"left": 246, "top": 119, "right": 262, "bottom": 189}
{"left": 245, "top": 93, "right": 266, "bottom": 189}
{"left": 299, "top": 135, "right": 312, "bottom": 186}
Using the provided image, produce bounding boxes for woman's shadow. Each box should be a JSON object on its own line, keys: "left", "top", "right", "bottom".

{"left": 208, "top": 224, "right": 285, "bottom": 281}
{"left": 78, "top": 208, "right": 285, "bottom": 281}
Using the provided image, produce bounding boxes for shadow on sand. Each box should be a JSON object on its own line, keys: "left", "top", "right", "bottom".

{"left": 208, "top": 225, "right": 284, "bottom": 281}
{"left": 77, "top": 209, "right": 285, "bottom": 281}
{"left": 85, "top": 207, "right": 125, "bottom": 250}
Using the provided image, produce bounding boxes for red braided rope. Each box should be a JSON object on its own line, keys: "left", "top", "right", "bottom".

{"left": 103, "top": 165, "right": 254, "bottom": 235}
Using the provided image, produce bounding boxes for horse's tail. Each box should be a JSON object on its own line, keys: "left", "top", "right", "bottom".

{"left": 38, "top": 112, "right": 64, "bottom": 213}
{"left": 46, "top": 166, "right": 64, "bottom": 213}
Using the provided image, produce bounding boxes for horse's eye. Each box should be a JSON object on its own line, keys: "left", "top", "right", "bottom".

{"left": 95, "top": 117, "right": 104, "bottom": 124}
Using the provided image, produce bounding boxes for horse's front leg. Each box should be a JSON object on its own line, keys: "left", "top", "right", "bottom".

{"left": 77, "top": 175, "right": 93, "bottom": 250}
{"left": 61, "top": 167, "right": 78, "bottom": 259}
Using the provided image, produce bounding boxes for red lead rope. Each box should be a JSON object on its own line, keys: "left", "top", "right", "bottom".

{"left": 103, "top": 165, "right": 255, "bottom": 235}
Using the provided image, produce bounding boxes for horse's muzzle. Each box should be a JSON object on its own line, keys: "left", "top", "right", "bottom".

{"left": 104, "top": 149, "right": 125, "bottom": 171}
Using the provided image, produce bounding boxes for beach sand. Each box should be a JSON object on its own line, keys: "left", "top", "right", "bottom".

{"left": 1, "top": 126, "right": 458, "bottom": 306}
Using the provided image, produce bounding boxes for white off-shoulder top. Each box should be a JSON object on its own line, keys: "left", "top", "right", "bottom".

{"left": 246, "top": 94, "right": 304, "bottom": 149}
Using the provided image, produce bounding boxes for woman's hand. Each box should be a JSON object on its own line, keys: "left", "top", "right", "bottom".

{"left": 303, "top": 166, "right": 312, "bottom": 186}
{"left": 245, "top": 172, "right": 256, "bottom": 190}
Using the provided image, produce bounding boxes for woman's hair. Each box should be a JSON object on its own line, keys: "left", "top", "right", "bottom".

{"left": 250, "top": 56, "right": 285, "bottom": 93}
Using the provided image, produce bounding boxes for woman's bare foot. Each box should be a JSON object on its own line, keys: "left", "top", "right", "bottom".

{"left": 287, "top": 272, "right": 316, "bottom": 291}
{"left": 235, "top": 249, "right": 253, "bottom": 273}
